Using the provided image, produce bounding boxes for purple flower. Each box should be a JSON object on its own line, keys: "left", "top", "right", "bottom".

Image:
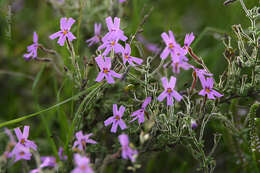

{"left": 58, "top": 147, "right": 68, "bottom": 161}
{"left": 73, "top": 131, "right": 97, "bottom": 151}
{"left": 171, "top": 46, "right": 188, "bottom": 61}
{"left": 157, "top": 76, "right": 182, "bottom": 106}
{"left": 121, "top": 43, "right": 143, "bottom": 66}
{"left": 130, "top": 97, "right": 151, "bottom": 124}
{"left": 104, "top": 104, "right": 127, "bottom": 133}
{"left": 119, "top": 0, "right": 127, "bottom": 3}
{"left": 103, "top": 16, "right": 127, "bottom": 42}
{"left": 137, "top": 34, "right": 160, "bottom": 54}
{"left": 13, "top": 126, "right": 37, "bottom": 151}
{"left": 86, "top": 23, "right": 101, "bottom": 47}
{"left": 24, "top": 32, "right": 39, "bottom": 60}
{"left": 30, "top": 156, "right": 57, "bottom": 173}
{"left": 193, "top": 68, "right": 213, "bottom": 83}
{"left": 12, "top": 144, "right": 32, "bottom": 162}
{"left": 183, "top": 32, "right": 195, "bottom": 54}
{"left": 118, "top": 134, "right": 138, "bottom": 162}
{"left": 171, "top": 58, "right": 192, "bottom": 74}
{"left": 95, "top": 55, "right": 121, "bottom": 84}
{"left": 40, "top": 156, "right": 57, "bottom": 168}
{"left": 191, "top": 119, "right": 198, "bottom": 129}
{"left": 71, "top": 154, "right": 93, "bottom": 173}
{"left": 49, "top": 17, "right": 76, "bottom": 46}
{"left": 160, "top": 30, "right": 181, "bottom": 60}
{"left": 198, "top": 77, "right": 223, "bottom": 99}
{"left": 98, "top": 37, "right": 124, "bottom": 56}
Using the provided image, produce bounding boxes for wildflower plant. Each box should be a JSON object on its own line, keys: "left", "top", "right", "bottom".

{"left": 1, "top": 0, "right": 260, "bottom": 173}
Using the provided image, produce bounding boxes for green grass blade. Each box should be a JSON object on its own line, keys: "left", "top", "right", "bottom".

{"left": 0, "top": 83, "right": 102, "bottom": 128}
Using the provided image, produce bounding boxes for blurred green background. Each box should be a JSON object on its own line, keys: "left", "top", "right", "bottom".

{"left": 0, "top": 0, "right": 259, "bottom": 172}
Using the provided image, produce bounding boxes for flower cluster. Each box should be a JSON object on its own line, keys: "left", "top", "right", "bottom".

{"left": 16, "top": 12, "right": 226, "bottom": 173}
{"left": 91, "top": 16, "right": 143, "bottom": 84}
{"left": 160, "top": 30, "right": 223, "bottom": 101}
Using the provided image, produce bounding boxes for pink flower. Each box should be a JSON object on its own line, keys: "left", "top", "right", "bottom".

{"left": 49, "top": 17, "right": 76, "bottom": 46}
{"left": 183, "top": 32, "right": 195, "bottom": 54}
{"left": 86, "top": 23, "right": 101, "bottom": 47}
{"left": 119, "top": 0, "right": 127, "bottom": 3}
{"left": 198, "top": 77, "right": 223, "bottom": 99}
{"left": 12, "top": 144, "right": 32, "bottom": 162}
{"left": 193, "top": 68, "right": 213, "bottom": 83}
{"left": 98, "top": 37, "right": 124, "bottom": 56}
{"left": 71, "top": 154, "right": 94, "bottom": 173}
{"left": 104, "top": 104, "right": 127, "bottom": 133}
{"left": 121, "top": 43, "right": 143, "bottom": 66}
{"left": 103, "top": 16, "right": 127, "bottom": 42}
{"left": 58, "top": 147, "right": 68, "bottom": 161}
{"left": 13, "top": 126, "right": 37, "bottom": 151}
{"left": 73, "top": 131, "right": 97, "bottom": 151}
{"left": 171, "top": 57, "right": 192, "bottom": 74}
{"left": 30, "top": 156, "right": 57, "bottom": 173}
{"left": 160, "top": 30, "right": 182, "bottom": 60}
{"left": 130, "top": 97, "right": 151, "bottom": 124}
{"left": 24, "top": 32, "right": 39, "bottom": 60}
{"left": 157, "top": 76, "right": 182, "bottom": 106}
{"left": 95, "top": 55, "right": 121, "bottom": 84}
{"left": 118, "top": 134, "right": 138, "bottom": 162}
{"left": 137, "top": 34, "right": 160, "bottom": 54}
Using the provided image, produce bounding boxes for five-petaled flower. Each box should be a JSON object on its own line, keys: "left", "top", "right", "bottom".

{"left": 160, "top": 30, "right": 182, "bottom": 60}
{"left": 95, "top": 55, "right": 121, "bottom": 84}
{"left": 104, "top": 104, "right": 127, "bottom": 133}
{"left": 130, "top": 97, "right": 151, "bottom": 124}
{"left": 49, "top": 17, "right": 76, "bottom": 46}
{"left": 157, "top": 76, "right": 182, "bottom": 106}
{"left": 121, "top": 43, "right": 143, "bottom": 66}
{"left": 86, "top": 23, "right": 102, "bottom": 47}
{"left": 73, "top": 131, "right": 97, "bottom": 151}
{"left": 13, "top": 126, "right": 37, "bottom": 151}
{"left": 118, "top": 134, "right": 138, "bottom": 162}
{"left": 199, "top": 77, "right": 223, "bottom": 100}
{"left": 71, "top": 154, "right": 94, "bottom": 173}
{"left": 24, "top": 32, "right": 39, "bottom": 60}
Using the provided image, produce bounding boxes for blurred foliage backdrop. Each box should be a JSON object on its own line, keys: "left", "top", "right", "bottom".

{"left": 0, "top": 0, "right": 259, "bottom": 172}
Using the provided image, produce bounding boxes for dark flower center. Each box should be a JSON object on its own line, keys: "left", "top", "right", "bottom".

{"left": 20, "top": 138, "right": 25, "bottom": 144}
{"left": 80, "top": 165, "right": 86, "bottom": 170}
{"left": 63, "top": 30, "right": 68, "bottom": 35}
{"left": 103, "top": 68, "right": 109, "bottom": 74}
{"left": 115, "top": 115, "right": 120, "bottom": 120}
{"left": 19, "top": 151, "right": 25, "bottom": 156}
{"left": 167, "top": 88, "right": 172, "bottom": 93}
{"left": 111, "top": 41, "right": 116, "bottom": 46}
{"left": 124, "top": 54, "right": 130, "bottom": 59}
{"left": 169, "top": 43, "right": 174, "bottom": 49}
